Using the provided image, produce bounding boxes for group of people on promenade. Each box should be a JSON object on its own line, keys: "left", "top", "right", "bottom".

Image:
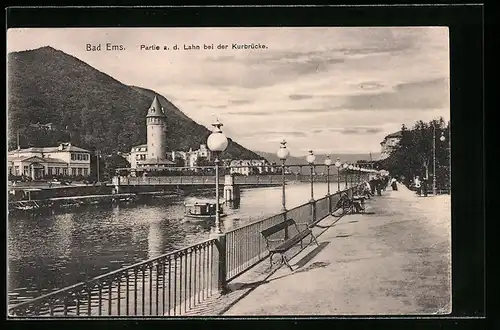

{"left": 362, "top": 173, "right": 400, "bottom": 198}
{"left": 412, "top": 176, "right": 431, "bottom": 197}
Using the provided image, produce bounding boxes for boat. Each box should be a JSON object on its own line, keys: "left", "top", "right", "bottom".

{"left": 184, "top": 202, "right": 227, "bottom": 220}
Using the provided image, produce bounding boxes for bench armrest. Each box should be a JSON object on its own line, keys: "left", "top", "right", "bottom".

{"left": 295, "top": 222, "right": 310, "bottom": 229}
{"left": 266, "top": 238, "right": 285, "bottom": 242}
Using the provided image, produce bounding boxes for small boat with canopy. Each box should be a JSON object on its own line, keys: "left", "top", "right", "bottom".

{"left": 184, "top": 202, "right": 227, "bottom": 220}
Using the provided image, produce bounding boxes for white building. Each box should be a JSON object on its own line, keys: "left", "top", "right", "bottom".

{"left": 229, "top": 159, "right": 272, "bottom": 176}
{"left": 171, "top": 144, "right": 212, "bottom": 169}
{"left": 8, "top": 142, "right": 91, "bottom": 179}
{"left": 379, "top": 131, "right": 402, "bottom": 160}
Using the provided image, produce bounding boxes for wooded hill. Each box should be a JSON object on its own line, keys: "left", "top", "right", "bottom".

{"left": 7, "top": 46, "right": 262, "bottom": 160}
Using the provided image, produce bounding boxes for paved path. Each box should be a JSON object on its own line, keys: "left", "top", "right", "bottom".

{"left": 223, "top": 184, "right": 451, "bottom": 316}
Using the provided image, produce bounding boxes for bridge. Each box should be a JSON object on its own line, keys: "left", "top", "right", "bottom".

{"left": 114, "top": 173, "right": 350, "bottom": 186}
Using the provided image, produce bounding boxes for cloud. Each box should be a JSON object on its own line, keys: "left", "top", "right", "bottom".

{"left": 226, "top": 110, "right": 267, "bottom": 116}
{"left": 229, "top": 99, "right": 253, "bottom": 105}
{"left": 338, "top": 127, "right": 384, "bottom": 135}
{"left": 289, "top": 94, "right": 313, "bottom": 100}
{"left": 340, "top": 78, "right": 449, "bottom": 110}
{"left": 358, "top": 81, "right": 385, "bottom": 91}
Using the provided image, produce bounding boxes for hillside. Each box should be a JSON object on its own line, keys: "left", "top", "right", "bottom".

{"left": 7, "top": 46, "right": 262, "bottom": 160}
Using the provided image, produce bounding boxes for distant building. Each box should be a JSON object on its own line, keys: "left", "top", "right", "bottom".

{"left": 379, "top": 131, "right": 402, "bottom": 160}
{"left": 8, "top": 142, "right": 91, "bottom": 179}
{"left": 170, "top": 144, "right": 212, "bottom": 169}
{"left": 229, "top": 159, "right": 272, "bottom": 176}
{"left": 29, "top": 122, "right": 57, "bottom": 131}
{"left": 128, "top": 96, "right": 175, "bottom": 171}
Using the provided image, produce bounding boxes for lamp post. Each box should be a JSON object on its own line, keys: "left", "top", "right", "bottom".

{"left": 207, "top": 119, "right": 228, "bottom": 234}
{"left": 432, "top": 124, "right": 446, "bottom": 196}
{"left": 277, "top": 139, "right": 290, "bottom": 212}
{"left": 324, "top": 155, "right": 332, "bottom": 196}
{"left": 348, "top": 165, "right": 354, "bottom": 187}
{"left": 335, "top": 158, "right": 341, "bottom": 192}
{"left": 306, "top": 150, "right": 316, "bottom": 202}
{"left": 343, "top": 162, "right": 349, "bottom": 189}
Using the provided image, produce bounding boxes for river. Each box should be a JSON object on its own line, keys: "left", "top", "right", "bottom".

{"left": 8, "top": 181, "right": 349, "bottom": 305}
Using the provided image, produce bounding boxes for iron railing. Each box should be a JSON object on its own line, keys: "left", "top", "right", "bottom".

{"left": 224, "top": 187, "right": 358, "bottom": 281}
{"left": 10, "top": 184, "right": 366, "bottom": 317}
{"left": 9, "top": 239, "right": 218, "bottom": 317}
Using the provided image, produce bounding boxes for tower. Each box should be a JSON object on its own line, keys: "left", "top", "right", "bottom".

{"left": 146, "top": 96, "right": 167, "bottom": 160}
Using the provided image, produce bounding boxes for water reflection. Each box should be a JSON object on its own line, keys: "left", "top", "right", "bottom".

{"left": 8, "top": 182, "right": 349, "bottom": 305}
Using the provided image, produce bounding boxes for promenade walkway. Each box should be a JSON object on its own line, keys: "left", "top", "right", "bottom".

{"left": 221, "top": 184, "right": 451, "bottom": 315}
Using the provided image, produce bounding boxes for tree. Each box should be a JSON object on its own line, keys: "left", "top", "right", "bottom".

{"left": 103, "top": 154, "right": 130, "bottom": 177}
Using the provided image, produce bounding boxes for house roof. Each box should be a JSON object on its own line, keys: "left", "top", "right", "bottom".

{"left": 146, "top": 96, "right": 166, "bottom": 118}
{"left": 131, "top": 144, "right": 148, "bottom": 149}
{"left": 9, "top": 143, "right": 90, "bottom": 153}
{"left": 384, "top": 131, "right": 402, "bottom": 139}
{"left": 7, "top": 155, "right": 66, "bottom": 164}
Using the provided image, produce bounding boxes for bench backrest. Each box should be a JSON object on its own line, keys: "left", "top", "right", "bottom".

{"left": 261, "top": 219, "right": 296, "bottom": 238}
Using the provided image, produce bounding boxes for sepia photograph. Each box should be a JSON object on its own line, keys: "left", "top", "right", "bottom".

{"left": 7, "top": 26, "right": 451, "bottom": 317}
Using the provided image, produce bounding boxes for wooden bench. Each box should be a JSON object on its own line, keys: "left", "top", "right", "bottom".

{"left": 260, "top": 219, "right": 319, "bottom": 271}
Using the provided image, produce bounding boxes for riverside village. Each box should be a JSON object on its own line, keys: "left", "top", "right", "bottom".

{"left": 7, "top": 27, "right": 452, "bottom": 317}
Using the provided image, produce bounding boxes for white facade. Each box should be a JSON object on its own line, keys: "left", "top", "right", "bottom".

{"left": 8, "top": 143, "right": 91, "bottom": 179}
{"left": 229, "top": 159, "right": 272, "bottom": 176}
{"left": 379, "top": 131, "right": 402, "bottom": 160}
{"left": 171, "top": 144, "right": 212, "bottom": 169}
{"left": 146, "top": 96, "right": 167, "bottom": 160}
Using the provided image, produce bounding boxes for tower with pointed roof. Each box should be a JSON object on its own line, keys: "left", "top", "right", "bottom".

{"left": 146, "top": 96, "right": 167, "bottom": 161}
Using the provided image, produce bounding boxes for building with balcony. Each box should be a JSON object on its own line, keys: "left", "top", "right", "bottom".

{"left": 7, "top": 142, "right": 91, "bottom": 179}
{"left": 379, "top": 131, "right": 402, "bottom": 160}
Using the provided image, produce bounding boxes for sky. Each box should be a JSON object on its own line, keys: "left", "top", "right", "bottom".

{"left": 7, "top": 27, "right": 450, "bottom": 157}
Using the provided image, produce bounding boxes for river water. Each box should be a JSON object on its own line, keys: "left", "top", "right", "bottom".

{"left": 8, "top": 182, "right": 349, "bottom": 305}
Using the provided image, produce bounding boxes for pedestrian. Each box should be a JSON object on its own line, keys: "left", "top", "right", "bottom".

{"left": 390, "top": 177, "right": 398, "bottom": 191}
{"left": 414, "top": 176, "right": 421, "bottom": 196}
{"left": 375, "top": 175, "right": 382, "bottom": 196}
{"left": 422, "top": 178, "right": 428, "bottom": 197}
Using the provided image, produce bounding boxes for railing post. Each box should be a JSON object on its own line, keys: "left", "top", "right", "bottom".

{"left": 215, "top": 234, "right": 229, "bottom": 294}
{"left": 310, "top": 200, "right": 316, "bottom": 226}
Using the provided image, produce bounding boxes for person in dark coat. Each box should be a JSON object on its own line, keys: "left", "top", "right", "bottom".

{"left": 369, "top": 178, "right": 376, "bottom": 195}
{"left": 375, "top": 175, "right": 382, "bottom": 196}
{"left": 422, "top": 178, "right": 428, "bottom": 197}
{"left": 390, "top": 177, "right": 398, "bottom": 191}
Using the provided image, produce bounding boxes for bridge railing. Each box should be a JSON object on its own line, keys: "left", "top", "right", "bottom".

{"left": 8, "top": 239, "right": 219, "bottom": 317}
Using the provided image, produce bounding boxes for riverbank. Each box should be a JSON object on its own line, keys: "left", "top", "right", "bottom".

{"left": 8, "top": 191, "right": 183, "bottom": 215}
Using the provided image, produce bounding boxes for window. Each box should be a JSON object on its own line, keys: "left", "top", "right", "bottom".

{"left": 15, "top": 166, "right": 19, "bottom": 175}
{"left": 77, "top": 154, "right": 82, "bottom": 160}
{"left": 78, "top": 168, "right": 82, "bottom": 175}
{"left": 63, "top": 168, "right": 68, "bottom": 175}
{"left": 136, "top": 154, "right": 141, "bottom": 160}
{"left": 24, "top": 166, "right": 29, "bottom": 175}
{"left": 71, "top": 154, "right": 76, "bottom": 161}
{"left": 71, "top": 168, "right": 76, "bottom": 176}
{"left": 83, "top": 168, "right": 88, "bottom": 176}
{"left": 55, "top": 167, "right": 61, "bottom": 175}
{"left": 48, "top": 167, "right": 53, "bottom": 175}
{"left": 152, "top": 153, "right": 154, "bottom": 157}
